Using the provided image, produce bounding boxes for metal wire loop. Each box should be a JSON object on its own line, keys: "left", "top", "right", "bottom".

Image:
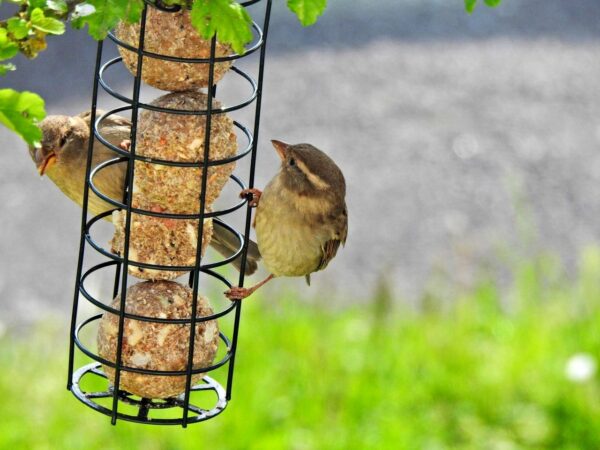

{"left": 83, "top": 218, "right": 243, "bottom": 272}
{"left": 98, "top": 61, "right": 258, "bottom": 114}
{"left": 71, "top": 363, "right": 227, "bottom": 425}
{"left": 107, "top": 21, "right": 263, "bottom": 62}
{"left": 74, "top": 315, "right": 233, "bottom": 375}
{"left": 94, "top": 108, "right": 254, "bottom": 167}
{"left": 88, "top": 161, "right": 248, "bottom": 219}
{"left": 78, "top": 261, "right": 238, "bottom": 324}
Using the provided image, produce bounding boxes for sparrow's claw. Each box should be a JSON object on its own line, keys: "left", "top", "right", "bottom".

{"left": 119, "top": 139, "right": 131, "bottom": 151}
{"left": 224, "top": 275, "right": 274, "bottom": 301}
{"left": 224, "top": 286, "right": 254, "bottom": 301}
{"left": 240, "top": 188, "right": 262, "bottom": 207}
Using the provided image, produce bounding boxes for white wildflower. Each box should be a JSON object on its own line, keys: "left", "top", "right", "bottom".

{"left": 565, "top": 353, "right": 597, "bottom": 383}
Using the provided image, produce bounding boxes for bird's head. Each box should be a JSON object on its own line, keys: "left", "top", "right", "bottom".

{"left": 271, "top": 140, "right": 346, "bottom": 199}
{"left": 29, "top": 115, "right": 89, "bottom": 177}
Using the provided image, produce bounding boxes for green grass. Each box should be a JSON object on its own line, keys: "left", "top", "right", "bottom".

{"left": 2, "top": 248, "right": 600, "bottom": 449}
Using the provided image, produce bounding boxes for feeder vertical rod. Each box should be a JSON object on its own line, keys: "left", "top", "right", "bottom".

{"left": 181, "top": 34, "right": 218, "bottom": 429}
{"left": 110, "top": 4, "right": 148, "bottom": 425}
{"left": 67, "top": 39, "right": 105, "bottom": 390}
{"left": 112, "top": 263, "right": 122, "bottom": 298}
{"left": 188, "top": 85, "right": 215, "bottom": 291}
{"left": 226, "top": 0, "right": 272, "bottom": 401}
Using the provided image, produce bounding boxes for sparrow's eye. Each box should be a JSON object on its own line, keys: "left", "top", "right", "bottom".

{"left": 59, "top": 135, "right": 68, "bottom": 148}
{"left": 289, "top": 158, "right": 296, "bottom": 166}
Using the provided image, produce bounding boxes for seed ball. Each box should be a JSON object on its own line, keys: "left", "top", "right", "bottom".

{"left": 111, "top": 210, "right": 213, "bottom": 281}
{"left": 116, "top": 8, "right": 233, "bottom": 91}
{"left": 133, "top": 90, "right": 237, "bottom": 214}
{"left": 97, "top": 280, "right": 220, "bottom": 399}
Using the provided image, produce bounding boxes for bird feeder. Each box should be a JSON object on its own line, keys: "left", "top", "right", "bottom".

{"left": 66, "top": 0, "right": 272, "bottom": 426}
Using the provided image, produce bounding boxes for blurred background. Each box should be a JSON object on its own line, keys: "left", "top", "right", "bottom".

{"left": 2, "top": 0, "right": 600, "bottom": 448}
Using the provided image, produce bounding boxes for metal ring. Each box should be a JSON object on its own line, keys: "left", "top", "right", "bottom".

{"left": 83, "top": 215, "right": 243, "bottom": 273}
{"left": 88, "top": 159, "right": 248, "bottom": 219}
{"left": 99, "top": 59, "right": 258, "bottom": 114}
{"left": 74, "top": 314, "right": 233, "bottom": 375}
{"left": 93, "top": 109, "right": 254, "bottom": 167}
{"left": 78, "top": 261, "right": 237, "bottom": 324}
{"left": 107, "top": 21, "right": 263, "bottom": 63}
{"left": 71, "top": 362, "right": 227, "bottom": 425}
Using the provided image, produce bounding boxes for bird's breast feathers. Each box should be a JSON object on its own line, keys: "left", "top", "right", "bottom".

{"left": 254, "top": 177, "right": 344, "bottom": 277}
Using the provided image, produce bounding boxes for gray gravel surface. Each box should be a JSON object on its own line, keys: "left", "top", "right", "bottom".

{"left": 1, "top": 0, "right": 600, "bottom": 326}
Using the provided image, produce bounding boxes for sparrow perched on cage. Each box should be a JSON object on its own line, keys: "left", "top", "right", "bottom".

{"left": 225, "top": 140, "right": 348, "bottom": 300}
{"left": 28, "top": 110, "right": 261, "bottom": 275}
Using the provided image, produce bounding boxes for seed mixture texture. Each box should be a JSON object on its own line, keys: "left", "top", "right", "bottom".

{"left": 116, "top": 8, "right": 233, "bottom": 91}
{"left": 111, "top": 210, "right": 213, "bottom": 281}
{"left": 133, "top": 90, "right": 238, "bottom": 214}
{"left": 97, "top": 280, "right": 220, "bottom": 399}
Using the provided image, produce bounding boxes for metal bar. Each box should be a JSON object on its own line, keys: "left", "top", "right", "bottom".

{"left": 67, "top": 39, "right": 105, "bottom": 391}
{"left": 182, "top": 34, "right": 218, "bottom": 429}
{"left": 137, "top": 399, "right": 151, "bottom": 420}
{"left": 226, "top": 0, "right": 273, "bottom": 401}
{"left": 110, "top": 3, "right": 148, "bottom": 425}
{"left": 112, "top": 262, "right": 121, "bottom": 299}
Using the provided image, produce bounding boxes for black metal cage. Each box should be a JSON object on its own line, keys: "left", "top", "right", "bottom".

{"left": 66, "top": 0, "right": 272, "bottom": 426}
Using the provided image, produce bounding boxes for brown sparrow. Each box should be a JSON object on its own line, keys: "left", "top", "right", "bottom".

{"left": 28, "top": 110, "right": 261, "bottom": 275}
{"left": 225, "top": 140, "right": 348, "bottom": 300}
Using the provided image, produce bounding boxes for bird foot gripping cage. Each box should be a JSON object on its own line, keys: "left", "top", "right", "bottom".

{"left": 67, "top": 0, "right": 272, "bottom": 426}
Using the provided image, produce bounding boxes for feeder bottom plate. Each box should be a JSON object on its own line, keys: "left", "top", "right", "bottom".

{"left": 70, "top": 362, "right": 227, "bottom": 425}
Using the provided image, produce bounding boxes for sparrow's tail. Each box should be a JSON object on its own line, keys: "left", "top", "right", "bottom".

{"left": 211, "top": 222, "right": 261, "bottom": 276}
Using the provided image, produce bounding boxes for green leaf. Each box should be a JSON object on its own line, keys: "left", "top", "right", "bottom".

{"left": 7, "top": 18, "right": 30, "bottom": 40}
{"left": 0, "top": 63, "right": 16, "bottom": 76}
{"left": 0, "top": 29, "right": 19, "bottom": 60}
{"left": 30, "top": 8, "right": 66, "bottom": 35}
{"left": 289, "top": 0, "right": 327, "bottom": 27}
{"left": 124, "top": 0, "right": 144, "bottom": 24}
{"left": 46, "top": 0, "right": 69, "bottom": 14}
{"left": 190, "top": 0, "right": 253, "bottom": 55}
{"left": 0, "top": 88, "right": 46, "bottom": 146}
{"left": 28, "top": 0, "right": 48, "bottom": 9}
{"left": 465, "top": 0, "right": 502, "bottom": 13}
{"left": 287, "top": 0, "right": 327, "bottom": 26}
{"left": 190, "top": 1, "right": 212, "bottom": 39}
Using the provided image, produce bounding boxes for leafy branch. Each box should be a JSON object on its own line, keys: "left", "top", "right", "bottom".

{"left": 2, "top": 0, "right": 501, "bottom": 146}
{"left": 1, "top": 0, "right": 328, "bottom": 145}
{"left": 0, "top": 88, "right": 46, "bottom": 146}
{"left": 1, "top": 0, "right": 68, "bottom": 60}
{"left": 1, "top": 0, "right": 68, "bottom": 144}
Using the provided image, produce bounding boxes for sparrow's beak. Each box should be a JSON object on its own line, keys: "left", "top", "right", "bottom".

{"left": 34, "top": 147, "right": 57, "bottom": 176}
{"left": 271, "top": 140, "right": 290, "bottom": 161}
